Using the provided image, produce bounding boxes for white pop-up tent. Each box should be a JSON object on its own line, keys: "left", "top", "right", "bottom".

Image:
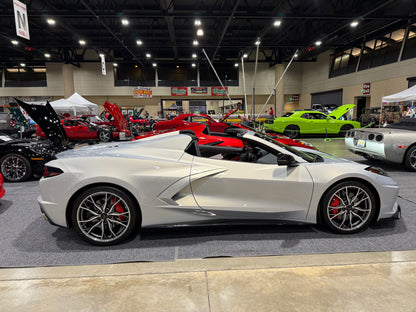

{"left": 382, "top": 85, "right": 416, "bottom": 103}
{"left": 50, "top": 92, "right": 99, "bottom": 116}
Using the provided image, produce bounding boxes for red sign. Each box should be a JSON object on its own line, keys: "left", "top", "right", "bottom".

{"left": 211, "top": 87, "right": 228, "bottom": 96}
{"left": 171, "top": 87, "right": 188, "bottom": 96}
{"left": 363, "top": 82, "right": 371, "bottom": 95}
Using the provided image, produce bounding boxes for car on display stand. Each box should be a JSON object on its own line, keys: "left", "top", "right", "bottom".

{"left": 0, "top": 173, "right": 5, "bottom": 198}
{"left": 37, "top": 122, "right": 400, "bottom": 245}
{"left": 264, "top": 104, "right": 361, "bottom": 138}
{"left": 35, "top": 101, "right": 130, "bottom": 142}
{"left": 345, "top": 118, "right": 416, "bottom": 171}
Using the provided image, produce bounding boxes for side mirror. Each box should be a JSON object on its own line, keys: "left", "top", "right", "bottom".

{"left": 277, "top": 153, "right": 297, "bottom": 166}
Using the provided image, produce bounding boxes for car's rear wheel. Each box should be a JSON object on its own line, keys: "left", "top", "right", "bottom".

{"left": 404, "top": 146, "right": 416, "bottom": 172}
{"left": 321, "top": 181, "right": 376, "bottom": 234}
{"left": 339, "top": 124, "right": 353, "bottom": 137}
{"left": 71, "top": 186, "right": 138, "bottom": 246}
{"left": 98, "top": 129, "right": 112, "bottom": 142}
{"left": 283, "top": 125, "right": 299, "bottom": 138}
{"left": 0, "top": 153, "right": 32, "bottom": 182}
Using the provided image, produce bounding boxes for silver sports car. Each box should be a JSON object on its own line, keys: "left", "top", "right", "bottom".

{"left": 36, "top": 129, "right": 401, "bottom": 245}
{"left": 345, "top": 118, "right": 416, "bottom": 171}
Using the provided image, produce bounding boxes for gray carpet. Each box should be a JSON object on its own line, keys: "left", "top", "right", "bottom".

{"left": 1, "top": 150, "right": 415, "bottom": 267}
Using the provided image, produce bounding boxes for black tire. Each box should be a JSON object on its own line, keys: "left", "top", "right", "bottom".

{"left": 283, "top": 125, "right": 299, "bottom": 138}
{"left": 71, "top": 186, "right": 139, "bottom": 246}
{"left": 98, "top": 129, "right": 112, "bottom": 142}
{"left": 321, "top": 181, "right": 376, "bottom": 234}
{"left": 339, "top": 124, "right": 353, "bottom": 137}
{"left": 404, "top": 145, "right": 416, "bottom": 172}
{"left": 0, "top": 153, "right": 32, "bottom": 182}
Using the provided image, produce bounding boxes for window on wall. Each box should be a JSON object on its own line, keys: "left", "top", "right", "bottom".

{"left": 200, "top": 62, "right": 238, "bottom": 87}
{"left": 158, "top": 63, "right": 197, "bottom": 87}
{"left": 114, "top": 63, "right": 155, "bottom": 86}
{"left": 402, "top": 23, "right": 416, "bottom": 61}
{"left": 329, "top": 48, "right": 360, "bottom": 78}
{"left": 4, "top": 64, "right": 47, "bottom": 87}
{"left": 408, "top": 77, "right": 416, "bottom": 88}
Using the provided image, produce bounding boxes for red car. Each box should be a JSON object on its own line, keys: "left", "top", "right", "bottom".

{"left": 154, "top": 108, "right": 238, "bottom": 133}
{"left": 36, "top": 101, "right": 130, "bottom": 142}
{"left": 0, "top": 173, "right": 5, "bottom": 198}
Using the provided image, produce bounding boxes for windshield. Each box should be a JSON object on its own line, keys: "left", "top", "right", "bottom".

{"left": 252, "top": 132, "right": 316, "bottom": 162}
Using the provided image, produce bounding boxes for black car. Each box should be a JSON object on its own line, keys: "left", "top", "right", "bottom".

{"left": 0, "top": 132, "right": 55, "bottom": 182}
{"left": 0, "top": 99, "right": 70, "bottom": 182}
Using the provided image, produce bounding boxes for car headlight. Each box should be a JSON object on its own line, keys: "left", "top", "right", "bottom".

{"left": 365, "top": 166, "right": 388, "bottom": 176}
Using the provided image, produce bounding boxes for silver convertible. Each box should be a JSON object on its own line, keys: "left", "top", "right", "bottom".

{"left": 345, "top": 118, "right": 416, "bottom": 171}
{"left": 35, "top": 128, "right": 401, "bottom": 245}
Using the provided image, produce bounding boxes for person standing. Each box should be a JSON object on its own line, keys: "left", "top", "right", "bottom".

{"left": 269, "top": 107, "right": 274, "bottom": 117}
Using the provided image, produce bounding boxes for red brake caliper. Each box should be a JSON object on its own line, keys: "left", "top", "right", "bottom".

{"left": 112, "top": 198, "right": 125, "bottom": 221}
{"left": 330, "top": 197, "right": 340, "bottom": 216}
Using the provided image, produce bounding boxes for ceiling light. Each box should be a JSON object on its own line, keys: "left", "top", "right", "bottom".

{"left": 20, "top": 63, "right": 26, "bottom": 67}
{"left": 243, "top": 53, "right": 248, "bottom": 58}
{"left": 350, "top": 20, "right": 359, "bottom": 28}
{"left": 99, "top": 53, "right": 104, "bottom": 57}
{"left": 197, "top": 29, "right": 204, "bottom": 36}
{"left": 315, "top": 40, "right": 322, "bottom": 46}
{"left": 46, "top": 18, "right": 55, "bottom": 25}
{"left": 192, "top": 63, "right": 196, "bottom": 67}
{"left": 195, "top": 19, "right": 201, "bottom": 26}
{"left": 294, "top": 53, "right": 298, "bottom": 58}
{"left": 136, "top": 40, "right": 143, "bottom": 46}
{"left": 192, "top": 53, "right": 197, "bottom": 58}
{"left": 146, "top": 53, "right": 151, "bottom": 58}
{"left": 193, "top": 40, "right": 199, "bottom": 46}
{"left": 176, "top": 65, "right": 180, "bottom": 69}
{"left": 113, "top": 63, "right": 118, "bottom": 67}
{"left": 152, "top": 63, "right": 157, "bottom": 67}
{"left": 11, "top": 40, "right": 18, "bottom": 45}
{"left": 121, "top": 19, "right": 129, "bottom": 26}
{"left": 273, "top": 20, "right": 282, "bottom": 27}
{"left": 44, "top": 53, "right": 51, "bottom": 58}
{"left": 255, "top": 39, "right": 261, "bottom": 46}
{"left": 79, "top": 40, "right": 86, "bottom": 45}
{"left": 234, "top": 63, "right": 239, "bottom": 67}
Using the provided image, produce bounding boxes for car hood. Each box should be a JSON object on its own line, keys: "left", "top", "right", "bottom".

{"left": 15, "top": 98, "right": 69, "bottom": 148}
{"left": 219, "top": 107, "right": 238, "bottom": 122}
{"left": 327, "top": 104, "right": 355, "bottom": 119}
{"left": 9, "top": 106, "right": 29, "bottom": 126}
{"left": 103, "top": 101, "right": 128, "bottom": 132}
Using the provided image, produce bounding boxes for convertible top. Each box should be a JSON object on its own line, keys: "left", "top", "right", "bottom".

{"left": 386, "top": 118, "right": 416, "bottom": 131}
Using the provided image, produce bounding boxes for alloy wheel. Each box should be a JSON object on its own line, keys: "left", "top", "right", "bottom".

{"left": 0, "top": 154, "right": 30, "bottom": 182}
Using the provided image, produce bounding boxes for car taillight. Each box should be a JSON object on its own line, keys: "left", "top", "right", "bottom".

{"left": 43, "top": 166, "right": 64, "bottom": 178}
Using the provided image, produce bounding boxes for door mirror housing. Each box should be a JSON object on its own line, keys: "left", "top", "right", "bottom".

{"left": 277, "top": 153, "right": 297, "bottom": 166}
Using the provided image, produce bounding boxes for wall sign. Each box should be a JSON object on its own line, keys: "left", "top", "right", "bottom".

{"left": 211, "top": 87, "right": 228, "bottom": 96}
{"left": 171, "top": 87, "right": 188, "bottom": 96}
{"left": 14, "top": 0, "right": 30, "bottom": 40}
{"left": 133, "top": 87, "right": 152, "bottom": 98}
{"left": 191, "top": 87, "right": 208, "bottom": 95}
{"left": 363, "top": 82, "right": 371, "bottom": 95}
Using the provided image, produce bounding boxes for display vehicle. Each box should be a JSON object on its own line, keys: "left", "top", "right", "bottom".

{"left": 154, "top": 108, "right": 238, "bottom": 132}
{"left": 38, "top": 129, "right": 400, "bottom": 246}
{"left": 0, "top": 173, "right": 5, "bottom": 198}
{"left": 264, "top": 104, "right": 361, "bottom": 138}
{"left": 345, "top": 118, "right": 416, "bottom": 171}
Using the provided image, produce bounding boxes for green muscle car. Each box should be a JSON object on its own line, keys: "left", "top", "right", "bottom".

{"left": 264, "top": 104, "right": 361, "bottom": 138}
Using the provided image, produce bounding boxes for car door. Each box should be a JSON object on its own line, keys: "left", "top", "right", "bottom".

{"left": 189, "top": 155, "right": 314, "bottom": 221}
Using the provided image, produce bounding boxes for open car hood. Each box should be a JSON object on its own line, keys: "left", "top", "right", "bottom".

{"left": 15, "top": 98, "right": 69, "bottom": 148}
{"left": 219, "top": 107, "right": 238, "bottom": 122}
{"left": 327, "top": 104, "right": 355, "bottom": 119}
{"left": 103, "top": 101, "right": 128, "bottom": 132}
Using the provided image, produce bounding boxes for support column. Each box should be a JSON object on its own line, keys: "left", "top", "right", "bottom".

{"left": 62, "top": 64, "right": 75, "bottom": 98}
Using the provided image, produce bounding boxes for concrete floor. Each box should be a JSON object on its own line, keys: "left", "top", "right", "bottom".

{"left": 1, "top": 137, "right": 416, "bottom": 311}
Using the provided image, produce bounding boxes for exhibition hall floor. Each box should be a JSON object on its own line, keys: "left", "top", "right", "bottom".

{"left": 1, "top": 138, "right": 415, "bottom": 311}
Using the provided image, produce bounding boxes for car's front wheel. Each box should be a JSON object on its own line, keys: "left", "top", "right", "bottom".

{"left": 71, "top": 186, "right": 139, "bottom": 245}
{"left": 0, "top": 153, "right": 32, "bottom": 182}
{"left": 404, "top": 145, "right": 416, "bottom": 172}
{"left": 98, "top": 129, "right": 112, "bottom": 142}
{"left": 283, "top": 125, "right": 299, "bottom": 138}
{"left": 321, "top": 181, "right": 376, "bottom": 234}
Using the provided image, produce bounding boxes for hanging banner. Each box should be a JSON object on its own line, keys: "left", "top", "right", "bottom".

{"left": 211, "top": 87, "right": 228, "bottom": 96}
{"left": 100, "top": 55, "right": 106, "bottom": 75}
{"left": 14, "top": 0, "right": 30, "bottom": 40}
{"left": 171, "top": 87, "right": 188, "bottom": 96}
{"left": 133, "top": 87, "right": 152, "bottom": 98}
{"left": 191, "top": 87, "right": 208, "bottom": 95}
